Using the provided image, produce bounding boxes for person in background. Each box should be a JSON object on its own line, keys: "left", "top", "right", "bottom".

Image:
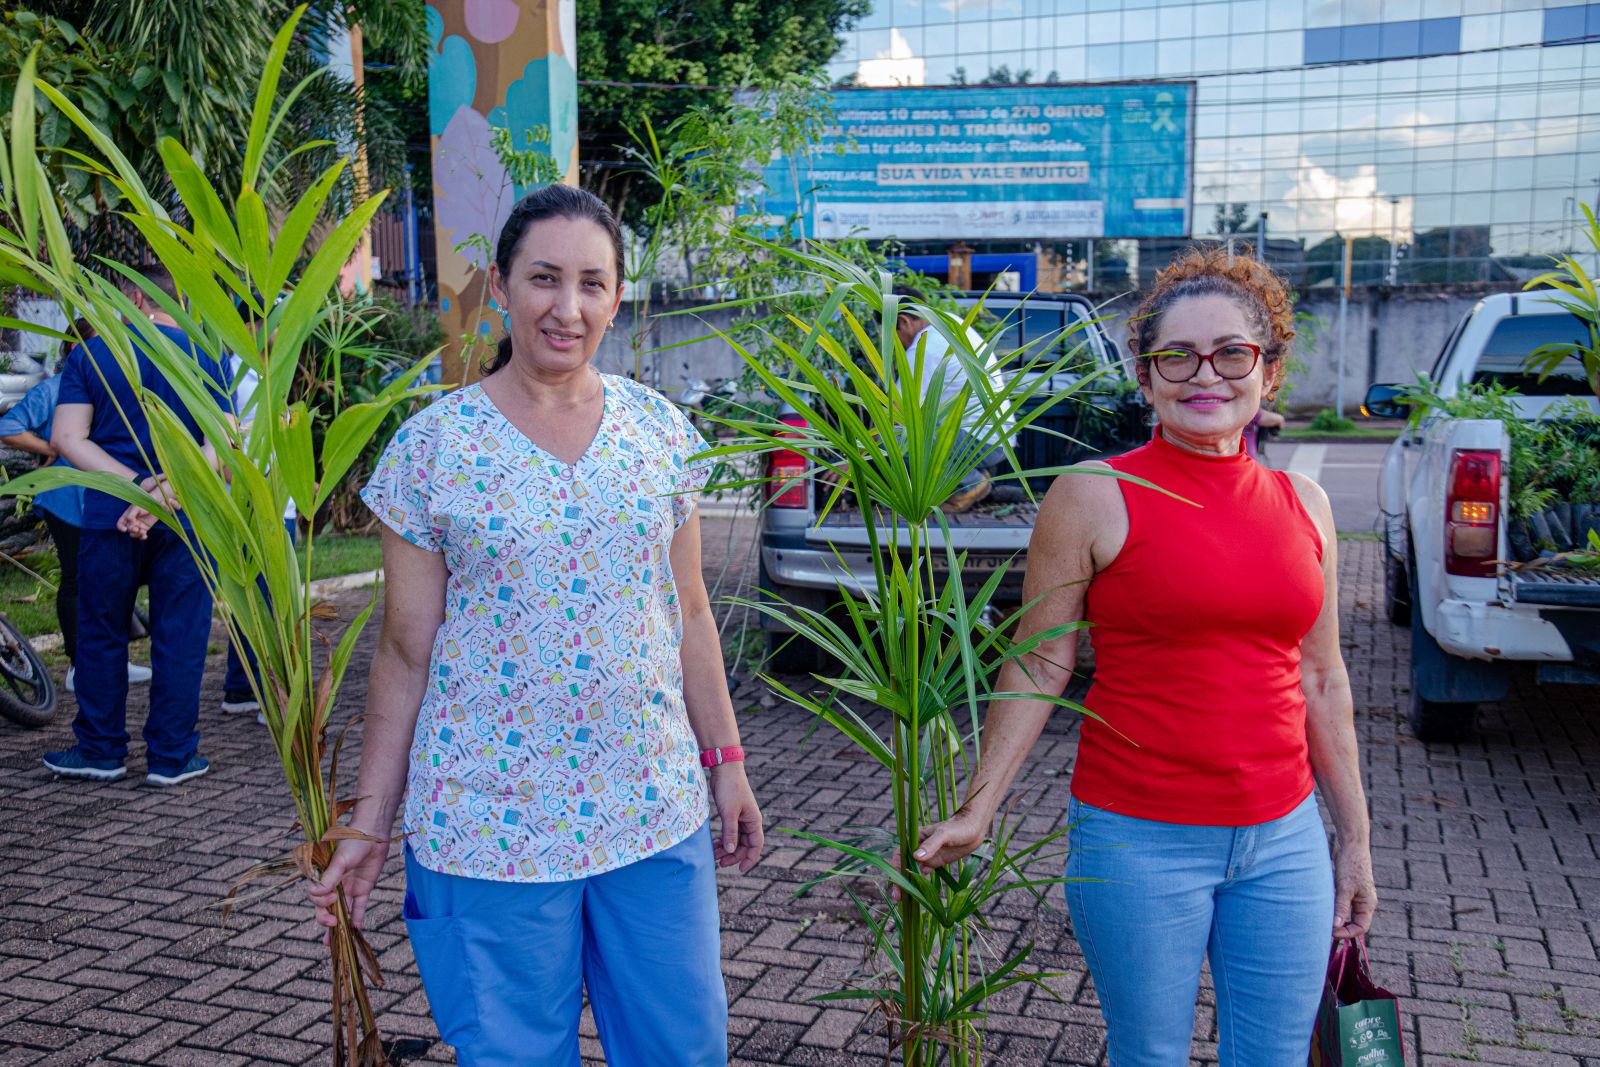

{"left": 219, "top": 302, "right": 297, "bottom": 722}
{"left": 0, "top": 322, "right": 153, "bottom": 694}
{"left": 43, "top": 265, "right": 233, "bottom": 787}
{"left": 891, "top": 285, "right": 1011, "bottom": 513}
{"left": 1245, "top": 404, "right": 1287, "bottom": 462}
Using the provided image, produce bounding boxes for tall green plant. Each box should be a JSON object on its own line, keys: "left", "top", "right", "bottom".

{"left": 699, "top": 239, "right": 1134, "bottom": 1064}
{"left": 0, "top": 10, "right": 436, "bottom": 1064}
{"left": 1524, "top": 203, "right": 1600, "bottom": 401}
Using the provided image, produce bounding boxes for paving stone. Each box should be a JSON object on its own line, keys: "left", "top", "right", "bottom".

{"left": 2, "top": 532, "right": 1597, "bottom": 1064}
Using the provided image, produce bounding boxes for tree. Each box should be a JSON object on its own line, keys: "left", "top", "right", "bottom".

{"left": 575, "top": 0, "right": 867, "bottom": 231}
{"left": 1212, "top": 201, "right": 1252, "bottom": 235}
{"left": 1303, "top": 233, "right": 1393, "bottom": 288}
{"left": 0, "top": 0, "right": 429, "bottom": 240}
{"left": 983, "top": 65, "right": 1033, "bottom": 85}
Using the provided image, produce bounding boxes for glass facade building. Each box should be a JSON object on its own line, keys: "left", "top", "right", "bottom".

{"left": 828, "top": 1, "right": 1600, "bottom": 287}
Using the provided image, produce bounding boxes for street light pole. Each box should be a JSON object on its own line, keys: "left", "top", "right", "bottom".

{"left": 1387, "top": 196, "right": 1400, "bottom": 285}
{"left": 1337, "top": 233, "right": 1352, "bottom": 417}
{"left": 1257, "top": 211, "right": 1268, "bottom": 262}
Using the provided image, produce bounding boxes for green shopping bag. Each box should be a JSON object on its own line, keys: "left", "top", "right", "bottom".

{"left": 1310, "top": 939, "right": 1406, "bottom": 1066}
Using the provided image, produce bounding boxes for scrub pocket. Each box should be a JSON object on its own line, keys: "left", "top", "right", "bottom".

{"left": 404, "top": 849, "right": 482, "bottom": 1049}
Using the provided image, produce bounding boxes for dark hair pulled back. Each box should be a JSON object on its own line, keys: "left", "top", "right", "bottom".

{"left": 482, "top": 184, "right": 626, "bottom": 376}
{"left": 1127, "top": 242, "right": 1296, "bottom": 396}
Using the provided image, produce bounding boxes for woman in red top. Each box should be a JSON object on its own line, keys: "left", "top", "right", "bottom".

{"left": 915, "top": 245, "right": 1376, "bottom": 1065}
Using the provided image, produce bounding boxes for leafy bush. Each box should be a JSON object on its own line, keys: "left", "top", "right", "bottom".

{"left": 295, "top": 293, "right": 442, "bottom": 533}
{"left": 1396, "top": 380, "right": 1600, "bottom": 559}
{"left": 1308, "top": 408, "right": 1357, "bottom": 433}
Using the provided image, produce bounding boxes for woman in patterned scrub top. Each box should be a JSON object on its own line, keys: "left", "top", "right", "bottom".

{"left": 308, "top": 186, "right": 763, "bottom": 1067}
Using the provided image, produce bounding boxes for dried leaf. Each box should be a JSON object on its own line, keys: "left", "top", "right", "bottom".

{"left": 321, "top": 826, "right": 385, "bottom": 844}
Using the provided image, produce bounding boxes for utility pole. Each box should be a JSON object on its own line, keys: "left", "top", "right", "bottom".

{"left": 1336, "top": 234, "right": 1352, "bottom": 417}
{"left": 1387, "top": 196, "right": 1400, "bottom": 286}
{"left": 403, "top": 163, "right": 420, "bottom": 306}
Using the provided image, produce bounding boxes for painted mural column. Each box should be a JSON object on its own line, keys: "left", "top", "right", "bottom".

{"left": 426, "top": 0, "right": 578, "bottom": 382}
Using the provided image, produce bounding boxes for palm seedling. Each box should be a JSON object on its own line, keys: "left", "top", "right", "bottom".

{"left": 0, "top": 9, "right": 437, "bottom": 1063}
{"left": 696, "top": 239, "right": 1146, "bottom": 1065}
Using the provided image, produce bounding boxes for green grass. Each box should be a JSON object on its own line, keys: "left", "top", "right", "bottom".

{"left": 0, "top": 548, "right": 64, "bottom": 641}
{"left": 1281, "top": 425, "right": 1399, "bottom": 441}
{"left": 301, "top": 534, "right": 382, "bottom": 580}
{"left": 0, "top": 533, "right": 381, "bottom": 644}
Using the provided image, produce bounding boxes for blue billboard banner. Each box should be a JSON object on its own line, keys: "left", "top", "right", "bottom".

{"left": 760, "top": 83, "right": 1193, "bottom": 241}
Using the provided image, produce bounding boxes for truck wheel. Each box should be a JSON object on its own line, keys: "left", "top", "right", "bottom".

{"left": 756, "top": 555, "right": 833, "bottom": 675}
{"left": 1406, "top": 687, "right": 1475, "bottom": 743}
{"left": 1405, "top": 559, "right": 1489, "bottom": 743}
{"left": 765, "top": 630, "right": 823, "bottom": 675}
{"left": 1383, "top": 546, "right": 1411, "bottom": 627}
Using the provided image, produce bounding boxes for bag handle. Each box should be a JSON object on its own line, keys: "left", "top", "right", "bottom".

{"left": 1330, "top": 936, "right": 1375, "bottom": 1005}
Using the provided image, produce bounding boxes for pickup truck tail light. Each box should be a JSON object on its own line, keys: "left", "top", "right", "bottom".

{"left": 766, "top": 415, "right": 808, "bottom": 509}
{"left": 1445, "top": 448, "right": 1500, "bottom": 578}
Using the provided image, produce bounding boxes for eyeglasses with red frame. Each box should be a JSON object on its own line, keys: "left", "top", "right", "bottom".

{"left": 1147, "top": 343, "right": 1262, "bottom": 383}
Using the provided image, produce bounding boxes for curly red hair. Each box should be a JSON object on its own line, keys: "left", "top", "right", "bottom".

{"left": 1127, "top": 242, "right": 1296, "bottom": 394}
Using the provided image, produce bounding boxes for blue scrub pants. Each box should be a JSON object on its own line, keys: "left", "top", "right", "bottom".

{"left": 1064, "top": 791, "right": 1334, "bottom": 1066}
{"left": 74, "top": 525, "right": 212, "bottom": 776}
{"left": 404, "top": 823, "right": 728, "bottom": 1067}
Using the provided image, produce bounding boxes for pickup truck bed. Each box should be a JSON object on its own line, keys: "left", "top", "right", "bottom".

{"left": 1509, "top": 567, "right": 1600, "bottom": 607}
{"left": 817, "top": 487, "right": 1039, "bottom": 531}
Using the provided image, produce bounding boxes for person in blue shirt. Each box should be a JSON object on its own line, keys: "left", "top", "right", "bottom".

{"left": 0, "top": 323, "right": 154, "bottom": 695}
{"left": 42, "top": 265, "right": 233, "bottom": 787}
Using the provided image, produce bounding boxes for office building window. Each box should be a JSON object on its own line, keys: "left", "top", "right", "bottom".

{"left": 1304, "top": 17, "right": 1460, "bottom": 64}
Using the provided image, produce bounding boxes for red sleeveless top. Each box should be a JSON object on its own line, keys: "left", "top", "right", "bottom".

{"left": 1071, "top": 431, "right": 1324, "bottom": 825}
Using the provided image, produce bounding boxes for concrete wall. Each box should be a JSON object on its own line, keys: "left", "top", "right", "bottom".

{"left": 591, "top": 301, "right": 747, "bottom": 400}
{"left": 1082, "top": 283, "right": 1516, "bottom": 415}
{"left": 11, "top": 283, "right": 1513, "bottom": 415}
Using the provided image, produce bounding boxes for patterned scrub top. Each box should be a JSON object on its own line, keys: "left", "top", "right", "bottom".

{"left": 361, "top": 374, "right": 713, "bottom": 883}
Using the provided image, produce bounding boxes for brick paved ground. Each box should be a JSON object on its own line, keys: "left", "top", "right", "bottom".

{"left": 2, "top": 520, "right": 1597, "bottom": 1065}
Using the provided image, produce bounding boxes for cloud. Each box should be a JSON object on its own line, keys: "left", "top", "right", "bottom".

{"left": 1282, "top": 155, "right": 1414, "bottom": 237}
{"left": 857, "top": 27, "right": 926, "bottom": 87}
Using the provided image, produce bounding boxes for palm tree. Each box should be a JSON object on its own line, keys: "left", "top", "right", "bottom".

{"left": 4, "top": 0, "right": 428, "bottom": 246}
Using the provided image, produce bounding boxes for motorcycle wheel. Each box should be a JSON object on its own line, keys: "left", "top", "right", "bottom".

{"left": 0, "top": 613, "right": 57, "bottom": 728}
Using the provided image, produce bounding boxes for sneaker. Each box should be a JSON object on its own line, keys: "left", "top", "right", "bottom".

{"left": 146, "top": 754, "right": 210, "bottom": 787}
{"left": 65, "top": 664, "right": 153, "bottom": 694}
{"left": 941, "top": 473, "right": 994, "bottom": 514}
{"left": 43, "top": 746, "right": 127, "bottom": 782}
{"left": 220, "top": 693, "right": 261, "bottom": 714}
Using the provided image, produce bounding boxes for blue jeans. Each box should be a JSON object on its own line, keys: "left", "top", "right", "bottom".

{"left": 223, "top": 519, "right": 297, "bottom": 699}
{"left": 1064, "top": 792, "right": 1333, "bottom": 1067}
{"left": 404, "top": 823, "right": 727, "bottom": 1067}
{"left": 74, "top": 525, "right": 212, "bottom": 775}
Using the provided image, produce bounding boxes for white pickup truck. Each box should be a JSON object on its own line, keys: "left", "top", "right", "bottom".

{"left": 1366, "top": 290, "right": 1600, "bottom": 741}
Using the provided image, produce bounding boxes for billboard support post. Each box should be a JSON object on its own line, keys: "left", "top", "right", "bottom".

{"left": 948, "top": 242, "right": 974, "bottom": 289}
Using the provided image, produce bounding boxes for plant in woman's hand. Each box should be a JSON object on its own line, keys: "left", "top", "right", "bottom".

{"left": 0, "top": 9, "right": 437, "bottom": 1063}
{"left": 700, "top": 242, "right": 1103, "bottom": 1065}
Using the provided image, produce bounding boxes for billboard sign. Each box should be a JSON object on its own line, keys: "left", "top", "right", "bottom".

{"left": 760, "top": 82, "right": 1193, "bottom": 240}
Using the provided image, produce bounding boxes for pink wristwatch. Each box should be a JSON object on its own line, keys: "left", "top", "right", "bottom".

{"left": 699, "top": 745, "right": 745, "bottom": 768}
